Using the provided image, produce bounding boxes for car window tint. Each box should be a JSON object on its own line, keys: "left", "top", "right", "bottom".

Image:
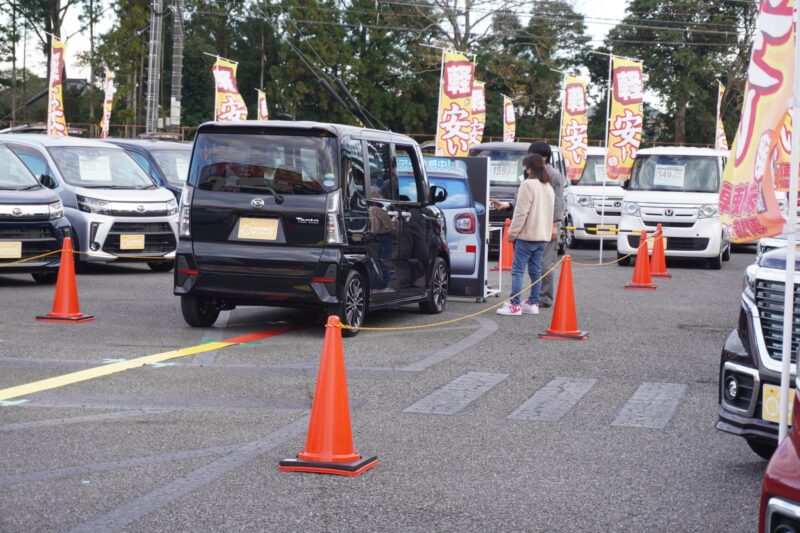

{"left": 367, "top": 141, "right": 392, "bottom": 200}
{"left": 7, "top": 144, "right": 55, "bottom": 180}
{"left": 427, "top": 176, "right": 470, "bottom": 209}
{"left": 394, "top": 145, "right": 420, "bottom": 203}
{"left": 343, "top": 139, "right": 367, "bottom": 213}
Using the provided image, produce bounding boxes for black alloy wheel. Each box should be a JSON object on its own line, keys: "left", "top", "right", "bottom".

{"left": 420, "top": 257, "right": 448, "bottom": 314}
{"left": 328, "top": 270, "right": 366, "bottom": 338}
{"left": 181, "top": 294, "right": 221, "bottom": 327}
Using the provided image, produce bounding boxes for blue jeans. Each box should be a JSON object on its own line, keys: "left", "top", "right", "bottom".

{"left": 509, "top": 240, "right": 546, "bottom": 305}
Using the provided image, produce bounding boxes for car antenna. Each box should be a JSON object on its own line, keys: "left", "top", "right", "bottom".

{"left": 333, "top": 78, "right": 389, "bottom": 132}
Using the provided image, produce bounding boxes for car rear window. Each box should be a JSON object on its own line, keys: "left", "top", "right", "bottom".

{"left": 189, "top": 133, "right": 337, "bottom": 195}
{"left": 427, "top": 176, "right": 470, "bottom": 209}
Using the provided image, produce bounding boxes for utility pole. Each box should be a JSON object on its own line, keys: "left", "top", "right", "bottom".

{"left": 169, "top": 0, "right": 184, "bottom": 131}
{"left": 145, "top": 0, "right": 163, "bottom": 133}
{"left": 10, "top": 0, "right": 18, "bottom": 121}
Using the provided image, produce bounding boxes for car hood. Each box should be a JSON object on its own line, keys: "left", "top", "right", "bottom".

{"left": 73, "top": 186, "right": 174, "bottom": 202}
{"left": 569, "top": 185, "right": 624, "bottom": 197}
{"left": 0, "top": 187, "right": 61, "bottom": 205}
{"left": 623, "top": 190, "right": 719, "bottom": 205}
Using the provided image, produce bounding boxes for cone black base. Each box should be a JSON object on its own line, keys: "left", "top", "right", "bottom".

{"left": 652, "top": 273, "right": 672, "bottom": 279}
{"left": 624, "top": 284, "right": 657, "bottom": 290}
{"left": 36, "top": 314, "right": 95, "bottom": 323}
{"left": 539, "top": 331, "right": 588, "bottom": 341}
{"left": 279, "top": 455, "right": 379, "bottom": 477}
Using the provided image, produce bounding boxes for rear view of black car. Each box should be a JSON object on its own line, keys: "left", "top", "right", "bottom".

{"left": 174, "top": 121, "right": 450, "bottom": 336}
{"left": 0, "top": 144, "right": 69, "bottom": 284}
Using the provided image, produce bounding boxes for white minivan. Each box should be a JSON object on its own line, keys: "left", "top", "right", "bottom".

{"left": 564, "top": 146, "right": 624, "bottom": 248}
{"left": 616, "top": 147, "right": 730, "bottom": 269}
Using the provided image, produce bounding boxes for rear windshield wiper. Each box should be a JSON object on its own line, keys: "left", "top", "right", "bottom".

{"left": 263, "top": 186, "right": 284, "bottom": 204}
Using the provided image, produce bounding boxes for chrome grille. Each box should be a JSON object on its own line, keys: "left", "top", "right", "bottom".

{"left": 755, "top": 279, "right": 800, "bottom": 363}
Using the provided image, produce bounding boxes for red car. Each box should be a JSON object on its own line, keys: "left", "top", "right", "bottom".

{"left": 760, "top": 382, "right": 800, "bottom": 531}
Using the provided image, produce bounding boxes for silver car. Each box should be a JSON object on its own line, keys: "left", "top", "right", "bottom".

{"left": 0, "top": 135, "right": 178, "bottom": 272}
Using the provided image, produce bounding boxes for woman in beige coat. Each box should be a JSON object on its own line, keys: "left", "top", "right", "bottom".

{"left": 496, "top": 153, "right": 555, "bottom": 316}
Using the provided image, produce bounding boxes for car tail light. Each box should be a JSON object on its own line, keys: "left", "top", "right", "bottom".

{"left": 178, "top": 187, "right": 193, "bottom": 238}
{"left": 455, "top": 213, "right": 476, "bottom": 234}
{"left": 325, "top": 190, "right": 346, "bottom": 244}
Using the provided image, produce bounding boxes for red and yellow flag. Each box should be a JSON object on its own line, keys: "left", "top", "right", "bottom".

{"left": 99, "top": 71, "right": 115, "bottom": 139}
{"left": 719, "top": 0, "right": 793, "bottom": 242}
{"left": 213, "top": 57, "right": 248, "bottom": 122}
{"left": 257, "top": 89, "right": 269, "bottom": 120}
{"left": 435, "top": 51, "right": 474, "bottom": 156}
{"left": 468, "top": 80, "right": 486, "bottom": 147}
{"left": 47, "top": 37, "right": 68, "bottom": 137}
{"left": 561, "top": 75, "right": 589, "bottom": 182}
{"left": 605, "top": 57, "right": 644, "bottom": 181}
{"left": 715, "top": 82, "right": 729, "bottom": 151}
{"left": 503, "top": 96, "right": 515, "bottom": 143}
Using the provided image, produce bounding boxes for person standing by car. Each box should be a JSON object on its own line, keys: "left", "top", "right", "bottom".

{"left": 490, "top": 141, "right": 563, "bottom": 307}
{"left": 496, "top": 154, "right": 555, "bottom": 316}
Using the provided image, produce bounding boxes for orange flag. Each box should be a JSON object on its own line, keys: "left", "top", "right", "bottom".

{"left": 99, "top": 71, "right": 115, "bottom": 139}
{"left": 47, "top": 37, "right": 68, "bottom": 137}
{"left": 561, "top": 75, "right": 589, "bottom": 181}
{"left": 213, "top": 57, "right": 248, "bottom": 121}
{"left": 503, "top": 96, "right": 515, "bottom": 142}
{"left": 605, "top": 57, "right": 644, "bottom": 181}
{"left": 435, "top": 51, "right": 475, "bottom": 156}
{"left": 257, "top": 89, "right": 269, "bottom": 120}
{"left": 468, "top": 80, "right": 486, "bottom": 147}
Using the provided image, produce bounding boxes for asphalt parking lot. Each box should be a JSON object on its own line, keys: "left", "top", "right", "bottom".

{"left": 0, "top": 246, "right": 765, "bottom": 531}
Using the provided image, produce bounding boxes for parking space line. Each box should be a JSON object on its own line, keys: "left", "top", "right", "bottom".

{"left": 508, "top": 377, "right": 597, "bottom": 422}
{"left": 404, "top": 371, "right": 509, "bottom": 415}
{"left": 0, "top": 327, "right": 302, "bottom": 402}
{"left": 611, "top": 382, "right": 687, "bottom": 429}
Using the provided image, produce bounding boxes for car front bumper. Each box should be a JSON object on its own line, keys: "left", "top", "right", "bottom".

{"left": 617, "top": 215, "right": 723, "bottom": 258}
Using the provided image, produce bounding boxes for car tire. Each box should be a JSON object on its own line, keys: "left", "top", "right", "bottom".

{"left": 747, "top": 439, "right": 776, "bottom": 460}
{"left": 420, "top": 257, "right": 448, "bottom": 314}
{"left": 326, "top": 269, "right": 366, "bottom": 338}
{"left": 566, "top": 217, "right": 579, "bottom": 249}
{"left": 148, "top": 261, "right": 175, "bottom": 272}
{"left": 617, "top": 252, "right": 631, "bottom": 266}
{"left": 708, "top": 250, "right": 723, "bottom": 270}
{"left": 181, "top": 294, "right": 220, "bottom": 328}
{"left": 31, "top": 272, "right": 57, "bottom": 284}
{"left": 722, "top": 243, "right": 731, "bottom": 262}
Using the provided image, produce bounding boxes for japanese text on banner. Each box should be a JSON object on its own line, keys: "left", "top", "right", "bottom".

{"left": 503, "top": 96, "right": 515, "bottom": 143}
{"left": 435, "top": 51, "right": 474, "bottom": 157}
{"left": 257, "top": 89, "right": 269, "bottom": 120}
{"left": 469, "top": 80, "right": 486, "bottom": 148}
{"left": 48, "top": 38, "right": 68, "bottom": 137}
{"left": 719, "top": 0, "right": 792, "bottom": 242}
{"left": 605, "top": 57, "right": 644, "bottom": 181}
{"left": 715, "top": 82, "right": 729, "bottom": 151}
{"left": 561, "top": 75, "right": 588, "bottom": 181}
{"left": 99, "top": 71, "right": 115, "bottom": 139}
{"left": 213, "top": 58, "right": 248, "bottom": 122}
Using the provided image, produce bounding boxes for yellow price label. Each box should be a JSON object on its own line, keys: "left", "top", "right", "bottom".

{"left": 238, "top": 218, "right": 279, "bottom": 241}
{"left": 120, "top": 234, "right": 145, "bottom": 250}
{"left": 762, "top": 384, "right": 795, "bottom": 425}
{"left": 0, "top": 241, "right": 22, "bottom": 259}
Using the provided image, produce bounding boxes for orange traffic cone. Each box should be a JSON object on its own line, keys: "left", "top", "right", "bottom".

{"left": 539, "top": 255, "right": 587, "bottom": 341}
{"left": 280, "top": 315, "right": 378, "bottom": 477}
{"left": 625, "top": 230, "right": 657, "bottom": 290}
{"left": 650, "top": 224, "right": 671, "bottom": 278}
{"left": 492, "top": 218, "right": 514, "bottom": 271}
{"left": 36, "top": 237, "right": 94, "bottom": 323}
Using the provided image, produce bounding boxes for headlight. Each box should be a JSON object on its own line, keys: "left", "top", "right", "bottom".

{"left": 698, "top": 204, "right": 719, "bottom": 218}
{"left": 76, "top": 195, "right": 112, "bottom": 215}
{"left": 166, "top": 198, "right": 178, "bottom": 216}
{"left": 743, "top": 265, "right": 757, "bottom": 298}
{"left": 48, "top": 200, "right": 63, "bottom": 220}
{"left": 576, "top": 195, "right": 591, "bottom": 207}
{"left": 622, "top": 201, "right": 640, "bottom": 216}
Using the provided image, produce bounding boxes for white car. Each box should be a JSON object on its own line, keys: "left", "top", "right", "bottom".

{"left": 564, "top": 147, "right": 623, "bottom": 248}
{"left": 617, "top": 147, "right": 731, "bottom": 269}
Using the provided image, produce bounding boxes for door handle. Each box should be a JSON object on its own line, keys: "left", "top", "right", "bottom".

{"left": 401, "top": 211, "right": 412, "bottom": 220}
{"left": 387, "top": 210, "right": 399, "bottom": 218}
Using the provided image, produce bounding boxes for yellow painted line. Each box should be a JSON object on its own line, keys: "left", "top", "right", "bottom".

{"left": 0, "top": 341, "right": 234, "bottom": 401}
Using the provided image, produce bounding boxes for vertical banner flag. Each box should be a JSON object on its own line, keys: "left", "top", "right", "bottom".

{"left": 47, "top": 37, "right": 68, "bottom": 137}
{"left": 99, "top": 71, "right": 115, "bottom": 139}
{"left": 435, "top": 51, "right": 475, "bottom": 157}
{"left": 719, "top": 0, "right": 793, "bottom": 242}
{"left": 257, "top": 89, "right": 269, "bottom": 120}
{"left": 469, "top": 80, "right": 486, "bottom": 147}
{"left": 605, "top": 57, "right": 644, "bottom": 181}
{"left": 715, "top": 82, "right": 729, "bottom": 151}
{"left": 212, "top": 57, "right": 248, "bottom": 121}
{"left": 503, "top": 96, "right": 516, "bottom": 142}
{"left": 561, "top": 75, "right": 589, "bottom": 181}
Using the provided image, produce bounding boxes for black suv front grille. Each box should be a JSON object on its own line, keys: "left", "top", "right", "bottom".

{"left": 103, "top": 222, "right": 176, "bottom": 255}
{"left": 627, "top": 235, "right": 709, "bottom": 251}
{"left": 0, "top": 227, "right": 59, "bottom": 264}
{"left": 754, "top": 279, "right": 800, "bottom": 363}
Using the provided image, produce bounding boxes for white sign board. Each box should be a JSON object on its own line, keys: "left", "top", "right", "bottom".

{"left": 79, "top": 155, "right": 112, "bottom": 182}
{"left": 653, "top": 165, "right": 686, "bottom": 188}
{"left": 594, "top": 164, "right": 608, "bottom": 181}
{"left": 489, "top": 161, "right": 518, "bottom": 181}
{"left": 175, "top": 160, "right": 189, "bottom": 182}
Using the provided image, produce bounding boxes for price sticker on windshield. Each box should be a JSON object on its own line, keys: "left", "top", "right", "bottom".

{"left": 594, "top": 164, "right": 609, "bottom": 181}
{"left": 489, "top": 161, "right": 519, "bottom": 180}
{"left": 79, "top": 155, "right": 112, "bottom": 182}
{"left": 175, "top": 160, "right": 189, "bottom": 182}
{"left": 653, "top": 165, "right": 686, "bottom": 188}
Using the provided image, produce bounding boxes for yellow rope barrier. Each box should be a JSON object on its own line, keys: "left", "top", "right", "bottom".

{"left": 0, "top": 248, "right": 174, "bottom": 268}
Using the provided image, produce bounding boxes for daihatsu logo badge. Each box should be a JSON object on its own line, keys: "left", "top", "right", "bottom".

{"left": 11, "top": 207, "right": 23, "bottom": 217}
{"left": 664, "top": 209, "right": 674, "bottom": 216}
{"left": 251, "top": 198, "right": 265, "bottom": 209}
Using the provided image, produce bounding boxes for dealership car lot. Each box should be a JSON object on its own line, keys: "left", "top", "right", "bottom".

{"left": 0, "top": 247, "right": 769, "bottom": 531}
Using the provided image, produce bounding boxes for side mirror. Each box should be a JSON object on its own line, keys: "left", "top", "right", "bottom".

{"left": 39, "top": 174, "right": 57, "bottom": 189}
{"left": 474, "top": 202, "right": 486, "bottom": 216}
{"left": 429, "top": 185, "right": 448, "bottom": 204}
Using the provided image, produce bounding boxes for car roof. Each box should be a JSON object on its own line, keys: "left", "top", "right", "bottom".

{"left": 636, "top": 146, "right": 726, "bottom": 157}
{"left": 195, "top": 120, "right": 418, "bottom": 145}
{"left": 104, "top": 139, "right": 191, "bottom": 151}
{"left": 0, "top": 133, "right": 128, "bottom": 150}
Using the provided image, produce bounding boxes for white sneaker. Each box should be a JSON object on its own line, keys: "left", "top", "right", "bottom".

{"left": 496, "top": 302, "right": 522, "bottom": 316}
{"left": 521, "top": 302, "right": 540, "bottom": 315}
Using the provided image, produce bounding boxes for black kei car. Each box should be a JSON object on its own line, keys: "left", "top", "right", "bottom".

{"left": 0, "top": 144, "right": 70, "bottom": 284}
{"left": 174, "top": 121, "right": 451, "bottom": 336}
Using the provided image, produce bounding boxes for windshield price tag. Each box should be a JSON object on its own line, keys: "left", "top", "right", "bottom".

{"left": 79, "top": 155, "right": 112, "bottom": 181}
{"left": 489, "top": 161, "right": 519, "bottom": 180}
{"left": 594, "top": 164, "right": 608, "bottom": 181}
{"left": 653, "top": 165, "right": 686, "bottom": 188}
{"left": 175, "top": 160, "right": 189, "bottom": 182}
